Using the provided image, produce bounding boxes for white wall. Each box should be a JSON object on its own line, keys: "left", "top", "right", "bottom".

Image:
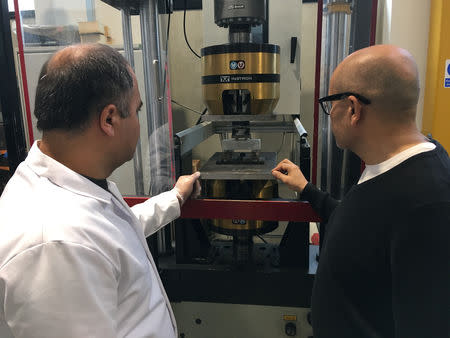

{"left": 376, "top": 0, "right": 431, "bottom": 128}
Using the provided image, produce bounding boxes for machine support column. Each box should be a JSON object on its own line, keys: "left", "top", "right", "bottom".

{"left": 122, "top": 7, "right": 145, "bottom": 196}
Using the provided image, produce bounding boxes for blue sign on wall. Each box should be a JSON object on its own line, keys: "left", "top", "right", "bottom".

{"left": 445, "top": 60, "right": 450, "bottom": 88}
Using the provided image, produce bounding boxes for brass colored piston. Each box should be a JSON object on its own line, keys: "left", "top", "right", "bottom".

{"left": 203, "top": 179, "right": 278, "bottom": 235}
{"left": 201, "top": 43, "right": 280, "bottom": 115}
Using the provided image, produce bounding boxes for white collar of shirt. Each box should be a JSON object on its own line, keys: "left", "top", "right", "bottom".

{"left": 358, "top": 142, "right": 436, "bottom": 184}
{"left": 26, "top": 141, "right": 117, "bottom": 204}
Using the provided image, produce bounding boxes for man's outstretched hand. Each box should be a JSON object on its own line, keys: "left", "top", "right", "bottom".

{"left": 272, "top": 159, "right": 308, "bottom": 193}
{"left": 173, "top": 172, "right": 201, "bottom": 206}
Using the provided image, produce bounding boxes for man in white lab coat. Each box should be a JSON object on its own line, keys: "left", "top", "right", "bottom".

{"left": 0, "top": 43, "right": 200, "bottom": 337}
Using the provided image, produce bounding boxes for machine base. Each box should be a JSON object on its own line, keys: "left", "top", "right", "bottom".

{"left": 159, "top": 245, "right": 319, "bottom": 308}
{"left": 172, "top": 301, "right": 313, "bottom": 338}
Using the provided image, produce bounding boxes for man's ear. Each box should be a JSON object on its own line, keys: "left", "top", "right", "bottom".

{"left": 348, "top": 95, "right": 362, "bottom": 126}
{"left": 99, "top": 104, "right": 120, "bottom": 136}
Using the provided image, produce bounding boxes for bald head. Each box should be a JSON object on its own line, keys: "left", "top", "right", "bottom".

{"left": 34, "top": 43, "right": 133, "bottom": 132}
{"left": 331, "top": 45, "right": 419, "bottom": 122}
{"left": 46, "top": 44, "right": 95, "bottom": 70}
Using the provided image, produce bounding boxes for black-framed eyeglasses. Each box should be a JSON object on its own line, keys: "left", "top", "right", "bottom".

{"left": 318, "top": 92, "right": 371, "bottom": 115}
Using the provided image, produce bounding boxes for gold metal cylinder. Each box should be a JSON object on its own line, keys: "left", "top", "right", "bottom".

{"left": 201, "top": 44, "right": 280, "bottom": 115}
{"left": 206, "top": 179, "right": 278, "bottom": 234}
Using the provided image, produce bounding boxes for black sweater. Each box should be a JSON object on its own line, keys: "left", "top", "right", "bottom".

{"left": 301, "top": 141, "right": 450, "bottom": 338}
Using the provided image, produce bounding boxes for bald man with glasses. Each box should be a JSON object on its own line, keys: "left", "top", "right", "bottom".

{"left": 273, "top": 45, "right": 450, "bottom": 338}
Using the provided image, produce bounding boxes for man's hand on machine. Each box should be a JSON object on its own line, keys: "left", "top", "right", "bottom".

{"left": 272, "top": 159, "right": 308, "bottom": 194}
{"left": 173, "top": 172, "right": 201, "bottom": 206}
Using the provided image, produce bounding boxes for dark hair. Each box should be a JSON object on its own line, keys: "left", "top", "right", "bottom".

{"left": 34, "top": 44, "right": 134, "bottom": 131}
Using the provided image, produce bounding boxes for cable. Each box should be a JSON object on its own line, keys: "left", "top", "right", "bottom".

{"left": 256, "top": 234, "right": 268, "bottom": 244}
{"left": 183, "top": 0, "right": 201, "bottom": 59}
{"left": 195, "top": 107, "right": 208, "bottom": 125}
{"left": 277, "top": 132, "right": 286, "bottom": 154}
{"left": 171, "top": 99, "right": 204, "bottom": 115}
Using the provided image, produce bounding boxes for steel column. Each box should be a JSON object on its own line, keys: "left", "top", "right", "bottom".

{"left": 122, "top": 7, "right": 145, "bottom": 195}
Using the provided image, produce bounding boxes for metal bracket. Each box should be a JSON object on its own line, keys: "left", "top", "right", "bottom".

{"left": 175, "top": 121, "right": 214, "bottom": 156}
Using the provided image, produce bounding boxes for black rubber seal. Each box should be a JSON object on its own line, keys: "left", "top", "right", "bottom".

{"left": 201, "top": 43, "right": 280, "bottom": 56}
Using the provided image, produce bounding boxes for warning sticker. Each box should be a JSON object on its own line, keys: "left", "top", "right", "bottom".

{"left": 444, "top": 59, "right": 450, "bottom": 88}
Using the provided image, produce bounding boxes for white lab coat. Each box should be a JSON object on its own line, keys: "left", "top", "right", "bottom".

{"left": 0, "top": 141, "right": 179, "bottom": 338}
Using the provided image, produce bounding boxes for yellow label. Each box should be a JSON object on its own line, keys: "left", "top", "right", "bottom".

{"left": 283, "top": 315, "right": 297, "bottom": 321}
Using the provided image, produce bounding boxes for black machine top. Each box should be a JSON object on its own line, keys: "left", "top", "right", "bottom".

{"left": 100, "top": 0, "right": 141, "bottom": 15}
{"left": 201, "top": 43, "right": 280, "bottom": 56}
